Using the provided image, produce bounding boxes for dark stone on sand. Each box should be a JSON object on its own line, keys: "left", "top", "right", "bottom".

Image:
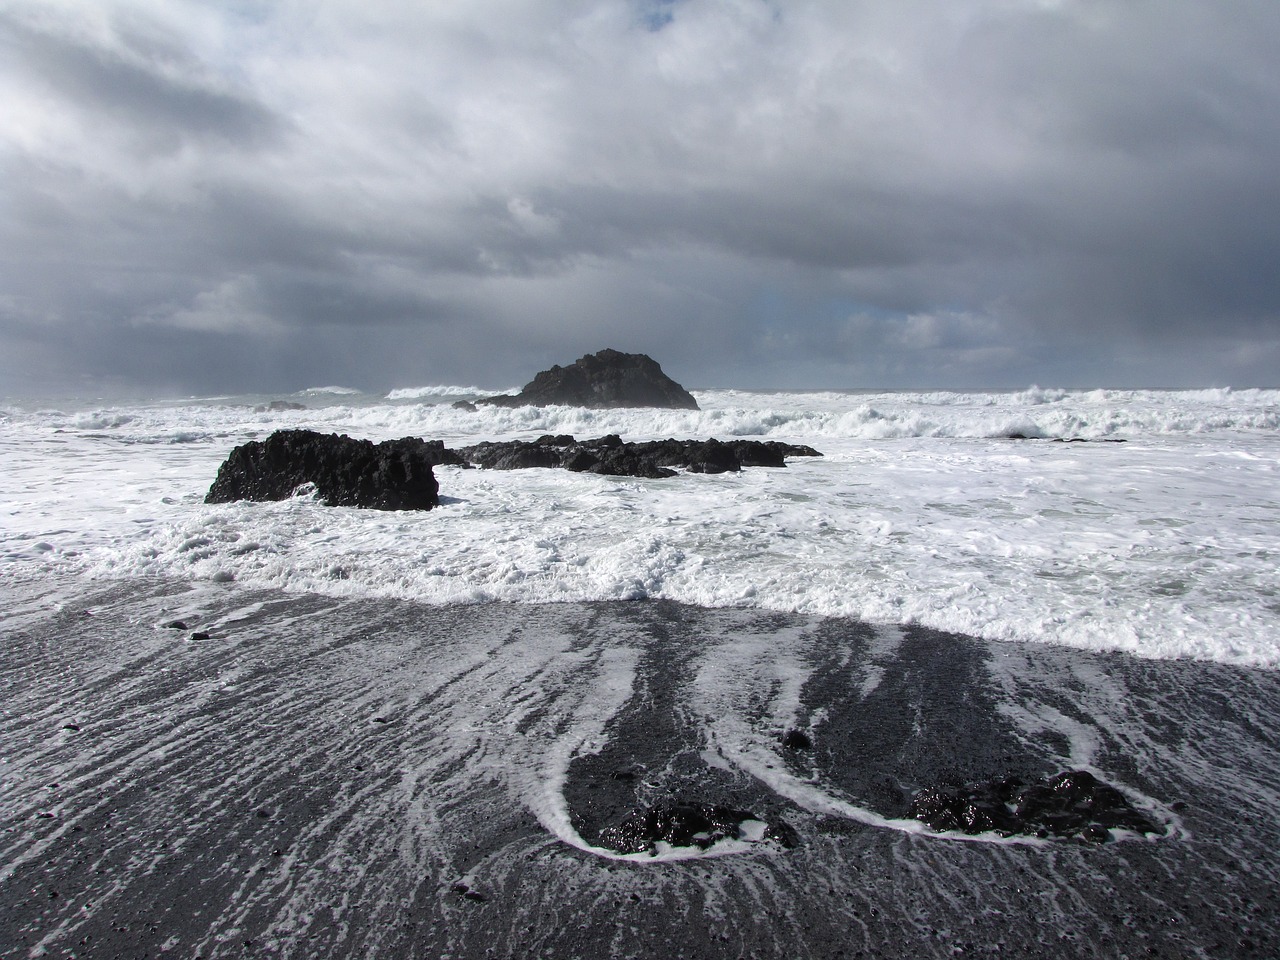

{"left": 478, "top": 349, "right": 699, "bottom": 410}
{"left": 782, "top": 729, "right": 813, "bottom": 751}
{"left": 451, "top": 882, "right": 490, "bottom": 903}
{"left": 205, "top": 429, "right": 455, "bottom": 511}
{"left": 456, "top": 435, "right": 820, "bottom": 479}
{"left": 190, "top": 631, "right": 210, "bottom": 641}
{"left": 164, "top": 620, "right": 187, "bottom": 630}
{"left": 61, "top": 723, "right": 80, "bottom": 732}
{"left": 909, "top": 769, "right": 1162, "bottom": 840}
{"left": 599, "top": 801, "right": 789, "bottom": 855}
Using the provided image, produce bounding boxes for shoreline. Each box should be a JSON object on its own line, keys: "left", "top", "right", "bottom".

{"left": 2, "top": 579, "right": 1278, "bottom": 958}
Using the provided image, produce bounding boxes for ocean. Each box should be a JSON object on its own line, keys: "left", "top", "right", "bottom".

{"left": 2, "top": 386, "right": 1279, "bottom": 958}
{"left": 3, "top": 385, "right": 1278, "bottom": 665}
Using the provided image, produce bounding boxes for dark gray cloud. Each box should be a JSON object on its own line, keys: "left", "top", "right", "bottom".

{"left": 2, "top": 0, "right": 1279, "bottom": 396}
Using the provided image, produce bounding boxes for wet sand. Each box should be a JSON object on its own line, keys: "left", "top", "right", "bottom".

{"left": 2, "top": 579, "right": 1278, "bottom": 958}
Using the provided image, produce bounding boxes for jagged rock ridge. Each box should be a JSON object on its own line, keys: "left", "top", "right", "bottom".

{"left": 457, "top": 434, "right": 821, "bottom": 478}
{"left": 205, "top": 430, "right": 821, "bottom": 510}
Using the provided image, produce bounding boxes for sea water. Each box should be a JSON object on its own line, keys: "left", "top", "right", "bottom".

{"left": 2, "top": 386, "right": 1278, "bottom": 666}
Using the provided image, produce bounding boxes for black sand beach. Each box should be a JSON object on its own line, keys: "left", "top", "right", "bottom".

{"left": 2, "top": 579, "right": 1278, "bottom": 958}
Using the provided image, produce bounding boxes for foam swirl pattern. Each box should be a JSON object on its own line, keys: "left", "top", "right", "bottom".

{"left": 1, "top": 582, "right": 1276, "bottom": 958}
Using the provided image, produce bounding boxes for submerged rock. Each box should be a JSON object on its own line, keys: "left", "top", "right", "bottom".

{"left": 479, "top": 349, "right": 700, "bottom": 410}
{"left": 908, "top": 769, "right": 1163, "bottom": 841}
{"left": 254, "top": 400, "right": 306, "bottom": 413}
{"left": 205, "top": 429, "right": 460, "bottom": 511}
{"left": 1000, "top": 431, "right": 1127, "bottom": 443}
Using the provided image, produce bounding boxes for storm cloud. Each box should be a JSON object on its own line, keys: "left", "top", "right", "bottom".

{"left": 3, "top": 0, "right": 1279, "bottom": 395}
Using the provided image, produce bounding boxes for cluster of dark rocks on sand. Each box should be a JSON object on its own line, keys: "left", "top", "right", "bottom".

{"left": 582, "top": 772, "right": 1163, "bottom": 858}
{"left": 582, "top": 767, "right": 1165, "bottom": 857}
{"left": 908, "top": 768, "right": 1163, "bottom": 842}
{"left": 598, "top": 801, "right": 800, "bottom": 855}
{"left": 206, "top": 350, "right": 820, "bottom": 510}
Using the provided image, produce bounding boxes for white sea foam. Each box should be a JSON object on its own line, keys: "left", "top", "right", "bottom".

{"left": 2, "top": 387, "right": 1277, "bottom": 666}
{"left": 384, "top": 384, "right": 516, "bottom": 400}
{"left": 299, "top": 385, "right": 363, "bottom": 396}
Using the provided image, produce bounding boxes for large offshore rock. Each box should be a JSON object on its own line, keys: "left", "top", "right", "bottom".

{"left": 205, "top": 429, "right": 457, "bottom": 511}
{"left": 479, "top": 349, "right": 700, "bottom": 410}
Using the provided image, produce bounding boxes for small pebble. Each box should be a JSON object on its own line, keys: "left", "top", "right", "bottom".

{"left": 781, "top": 729, "right": 813, "bottom": 751}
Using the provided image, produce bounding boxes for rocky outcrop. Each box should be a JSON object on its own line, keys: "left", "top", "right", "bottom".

{"left": 205, "top": 429, "right": 821, "bottom": 510}
{"left": 598, "top": 801, "right": 799, "bottom": 856}
{"left": 909, "top": 769, "right": 1163, "bottom": 842}
{"left": 479, "top": 349, "right": 699, "bottom": 410}
{"left": 205, "top": 429, "right": 464, "bottom": 511}
{"left": 457, "top": 434, "right": 821, "bottom": 478}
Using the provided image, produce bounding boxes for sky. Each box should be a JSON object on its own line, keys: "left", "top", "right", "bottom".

{"left": 2, "top": 0, "right": 1279, "bottom": 396}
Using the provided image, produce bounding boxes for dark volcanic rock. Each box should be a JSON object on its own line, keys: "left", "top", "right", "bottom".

{"left": 635, "top": 438, "right": 740, "bottom": 474}
{"left": 1000, "top": 431, "right": 1127, "bottom": 443}
{"left": 732, "top": 440, "right": 822, "bottom": 466}
{"left": 479, "top": 349, "right": 699, "bottom": 410}
{"left": 455, "top": 435, "right": 820, "bottom": 479}
{"left": 909, "top": 769, "right": 1163, "bottom": 840}
{"left": 598, "top": 801, "right": 796, "bottom": 855}
{"left": 205, "top": 429, "right": 454, "bottom": 511}
{"left": 781, "top": 729, "right": 813, "bottom": 751}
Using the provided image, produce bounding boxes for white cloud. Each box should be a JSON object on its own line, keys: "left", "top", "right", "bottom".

{"left": 2, "top": 0, "right": 1279, "bottom": 391}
